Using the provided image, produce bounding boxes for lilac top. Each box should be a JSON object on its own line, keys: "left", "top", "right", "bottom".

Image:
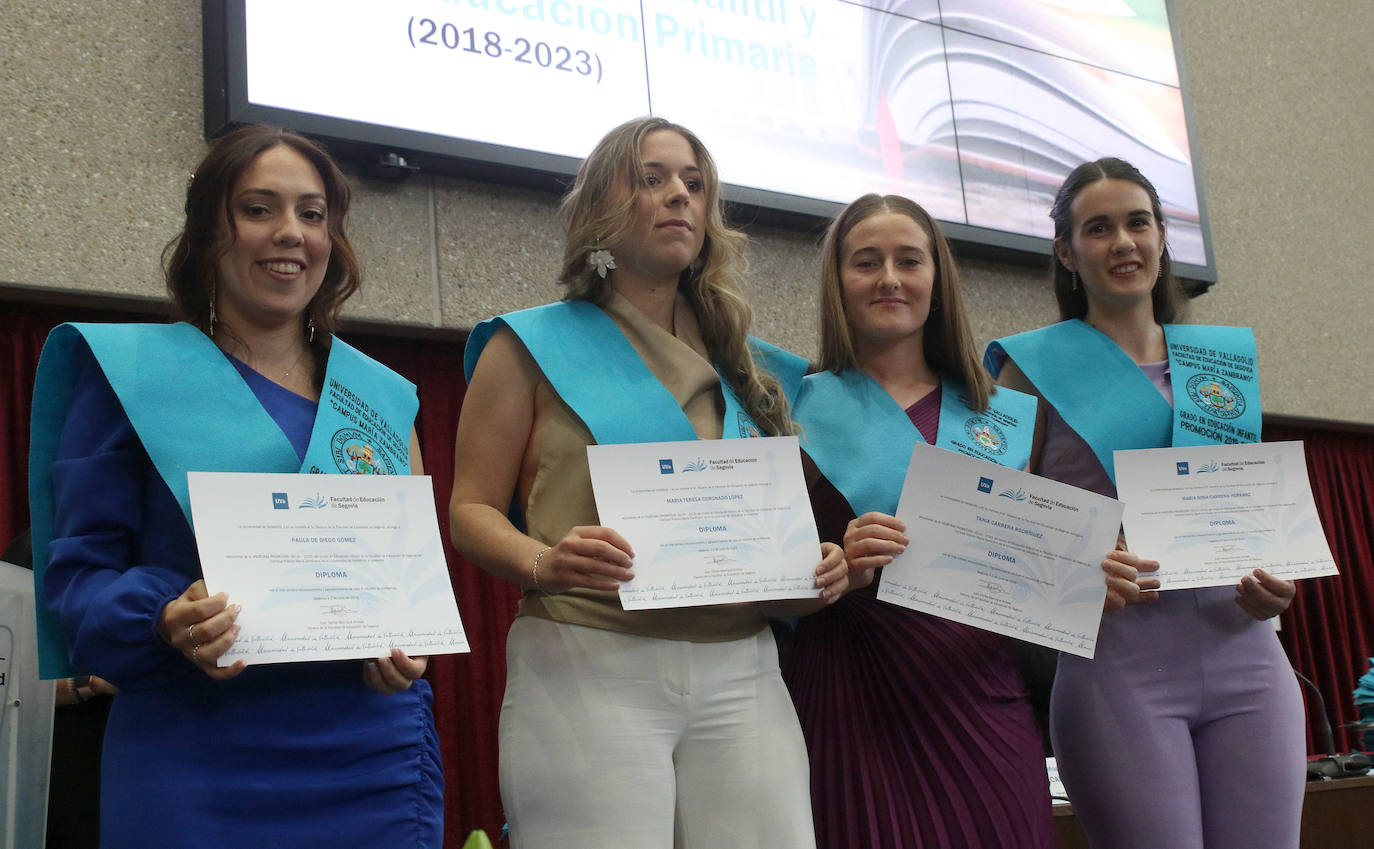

{"left": 1039, "top": 360, "right": 1171, "bottom": 497}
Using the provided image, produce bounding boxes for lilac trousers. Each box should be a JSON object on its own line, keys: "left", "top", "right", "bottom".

{"left": 1051, "top": 586, "right": 1305, "bottom": 849}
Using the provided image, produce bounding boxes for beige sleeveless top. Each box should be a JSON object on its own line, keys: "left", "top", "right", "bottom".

{"left": 513, "top": 291, "right": 767, "bottom": 641}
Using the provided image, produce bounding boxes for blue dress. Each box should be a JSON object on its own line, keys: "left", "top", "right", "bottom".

{"left": 43, "top": 345, "right": 443, "bottom": 849}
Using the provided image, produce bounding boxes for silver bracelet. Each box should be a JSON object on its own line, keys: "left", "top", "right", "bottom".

{"left": 532, "top": 546, "right": 554, "bottom": 594}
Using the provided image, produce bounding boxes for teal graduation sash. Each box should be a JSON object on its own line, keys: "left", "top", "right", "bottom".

{"left": 984, "top": 320, "right": 1260, "bottom": 483}
{"left": 795, "top": 369, "right": 1037, "bottom": 517}
{"left": 1162, "top": 324, "right": 1261, "bottom": 447}
{"left": 29, "top": 322, "right": 417, "bottom": 677}
{"left": 463, "top": 300, "right": 807, "bottom": 444}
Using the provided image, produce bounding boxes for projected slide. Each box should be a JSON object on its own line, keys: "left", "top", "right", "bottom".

{"left": 238, "top": 0, "right": 1205, "bottom": 267}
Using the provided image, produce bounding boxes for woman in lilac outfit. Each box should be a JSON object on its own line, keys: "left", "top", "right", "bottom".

{"left": 987, "top": 158, "right": 1305, "bottom": 849}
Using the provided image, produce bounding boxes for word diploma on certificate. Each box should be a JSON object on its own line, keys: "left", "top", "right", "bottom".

{"left": 188, "top": 472, "right": 469, "bottom": 665}
{"left": 587, "top": 437, "right": 822, "bottom": 610}
{"left": 1114, "top": 441, "right": 1339, "bottom": 590}
{"left": 878, "top": 442, "right": 1123, "bottom": 658}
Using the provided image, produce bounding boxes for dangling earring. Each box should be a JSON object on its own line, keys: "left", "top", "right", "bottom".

{"left": 1072, "top": 271, "right": 1080, "bottom": 292}
{"left": 588, "top": 247, "right": 616, "bottom": 279}
{"left": 208, "top": 282, "right": 218, "bottom": 336}
{"left": 307, "top": 314, "right": 316, "bottom": 343}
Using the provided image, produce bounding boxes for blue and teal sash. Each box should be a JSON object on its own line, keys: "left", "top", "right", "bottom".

{"left": 29, "top": 322, "right": 417, "bottom": 677}
{"left": 795, "top": 369, "right": 1036, "bottom": 516}
{"left": 984, "top": 320, "right": 1260, "bottom": 483}
{"left": 463, "top": 300, "right": 806, "bottom": 444}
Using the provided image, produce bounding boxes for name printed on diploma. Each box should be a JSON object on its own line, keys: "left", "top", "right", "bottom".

{"left": 1114, "top": 441, "right": 1339, "bottom": 590}
{"left": 587, "top": 437, "right": 822, "bottom": 610}
{"left": 878, "top": 442, "right": 1122, "bottom": 658}
{"left": 188, "top": 472, "right": 469, "bottom": 665}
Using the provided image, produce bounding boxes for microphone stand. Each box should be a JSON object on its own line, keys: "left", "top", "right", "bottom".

{"left": 1294, "top": 669, "right": 1372, "bottom": 780}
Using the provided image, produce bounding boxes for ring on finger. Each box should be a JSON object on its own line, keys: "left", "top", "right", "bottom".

{"left": 187, "top": 624, "right": 200, "bottom": 647}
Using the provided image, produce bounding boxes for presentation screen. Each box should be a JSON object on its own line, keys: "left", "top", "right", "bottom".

{"left": 206, "top": 0, "right": 1213, "bottom": 279}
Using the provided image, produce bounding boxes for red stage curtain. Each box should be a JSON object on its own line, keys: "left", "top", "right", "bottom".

{"left": 3, "top": 301, "right": 165, "bottom": 549}
{"left": 0, "top": 307, "right": 48, "bottom": 549}
{"left": 1266, "top": 423, "right": 1374, "bottom": 755}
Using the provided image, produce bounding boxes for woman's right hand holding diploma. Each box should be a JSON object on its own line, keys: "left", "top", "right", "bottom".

{"left": 533, "top": 526, "right": 636, "bottom": 593}
{"left": 1101, "top": 548, "right": 1161, "bottom": 612}
{"left": 157, "top": 579, "right": 246, "bottom": 679}
{"left": 842, "top": 512, "right": 910, "bottom": 590}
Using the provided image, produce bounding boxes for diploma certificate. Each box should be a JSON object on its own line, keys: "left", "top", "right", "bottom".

{"left": 1114, "top": 441, "right": 1339, "bottom": 589}
{"left": 587, "top": 437, "right": 822, "bottom": 609}
{"left": 877, "top": 442, "right": 1122, "bottom": 658}
{"left": 188, "top": 472, "right": 469, "bottom": 665}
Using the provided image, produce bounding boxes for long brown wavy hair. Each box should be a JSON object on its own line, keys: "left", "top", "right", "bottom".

{"left": 162, "top": 125, "right": 360, "bottom": 387}
{"left": 557, "top": 116, "right": 794, "bottom": 436}
{"left": 816, "top": 193, "right": 992, "bottom": 411}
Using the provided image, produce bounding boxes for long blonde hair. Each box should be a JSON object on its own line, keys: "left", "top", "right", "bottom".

{"left": 817, "top": 193, "right": 992, "bottom": 411}
{"left": 558, "top": 116, "right": 794, "bottom": 436}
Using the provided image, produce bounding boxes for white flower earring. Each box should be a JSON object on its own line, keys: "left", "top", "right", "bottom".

{"left": 589, "top": 248, "right": 616, "bottom": 279}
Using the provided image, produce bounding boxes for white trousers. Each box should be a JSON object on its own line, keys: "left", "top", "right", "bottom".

{"left": 498, "top": 617, "right": 816, "bottom": 849}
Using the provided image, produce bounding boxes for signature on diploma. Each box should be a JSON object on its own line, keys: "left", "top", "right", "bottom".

{"left": 707, "top": 554, "right": 737, "bottom": 566}
{"left": 977, "top": 579, "right": 1007, "bottom": 595}
{"left": 323, "top": 604, "right": 360, "bottom": 618}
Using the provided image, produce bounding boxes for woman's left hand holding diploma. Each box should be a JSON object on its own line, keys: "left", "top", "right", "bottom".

{"left": 814, "top": 541, "right": 848, "bottom": 602}
{"left": 842, "top": 512, "right": 910, "bottom": 590}
{"left": 1101, "top": 549, "right": 1161, "bottom": 613}
{"left": 760, "top": 542, "right": 848, "bottom": 618}
{"left": 364, "top": 648, "right": 429, "bottom": 695}
{"left": 1235, "top": 569, "right": 1295, "bottom": 621}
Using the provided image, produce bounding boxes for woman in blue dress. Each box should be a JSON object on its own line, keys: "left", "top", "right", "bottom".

{"left": 30, "top": 126, "right": 443, "bottom": 848}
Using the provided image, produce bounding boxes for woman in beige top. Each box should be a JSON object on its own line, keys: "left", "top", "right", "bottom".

{"left": 449, "top": 117, "right": 847, "bottom": 849}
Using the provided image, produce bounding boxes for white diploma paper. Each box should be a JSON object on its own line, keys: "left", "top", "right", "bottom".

{"left": 877, "top": 442, "right": 1122, "bottom": 658}
{"left": 1114, "top": 441, "right": 1339, "bottom": 589}
{"left": 587, "top": 437, "right": 822, "bottom": 610}
{"left": 187, "top": 472, "right": 469, "bottom": 665}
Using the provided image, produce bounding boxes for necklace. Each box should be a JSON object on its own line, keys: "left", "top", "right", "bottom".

{"left": 271, "top": 347, "right": 311, "bottom": 380}
{"left": 242, "top": 346, "right": 310, "bottom": 382}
